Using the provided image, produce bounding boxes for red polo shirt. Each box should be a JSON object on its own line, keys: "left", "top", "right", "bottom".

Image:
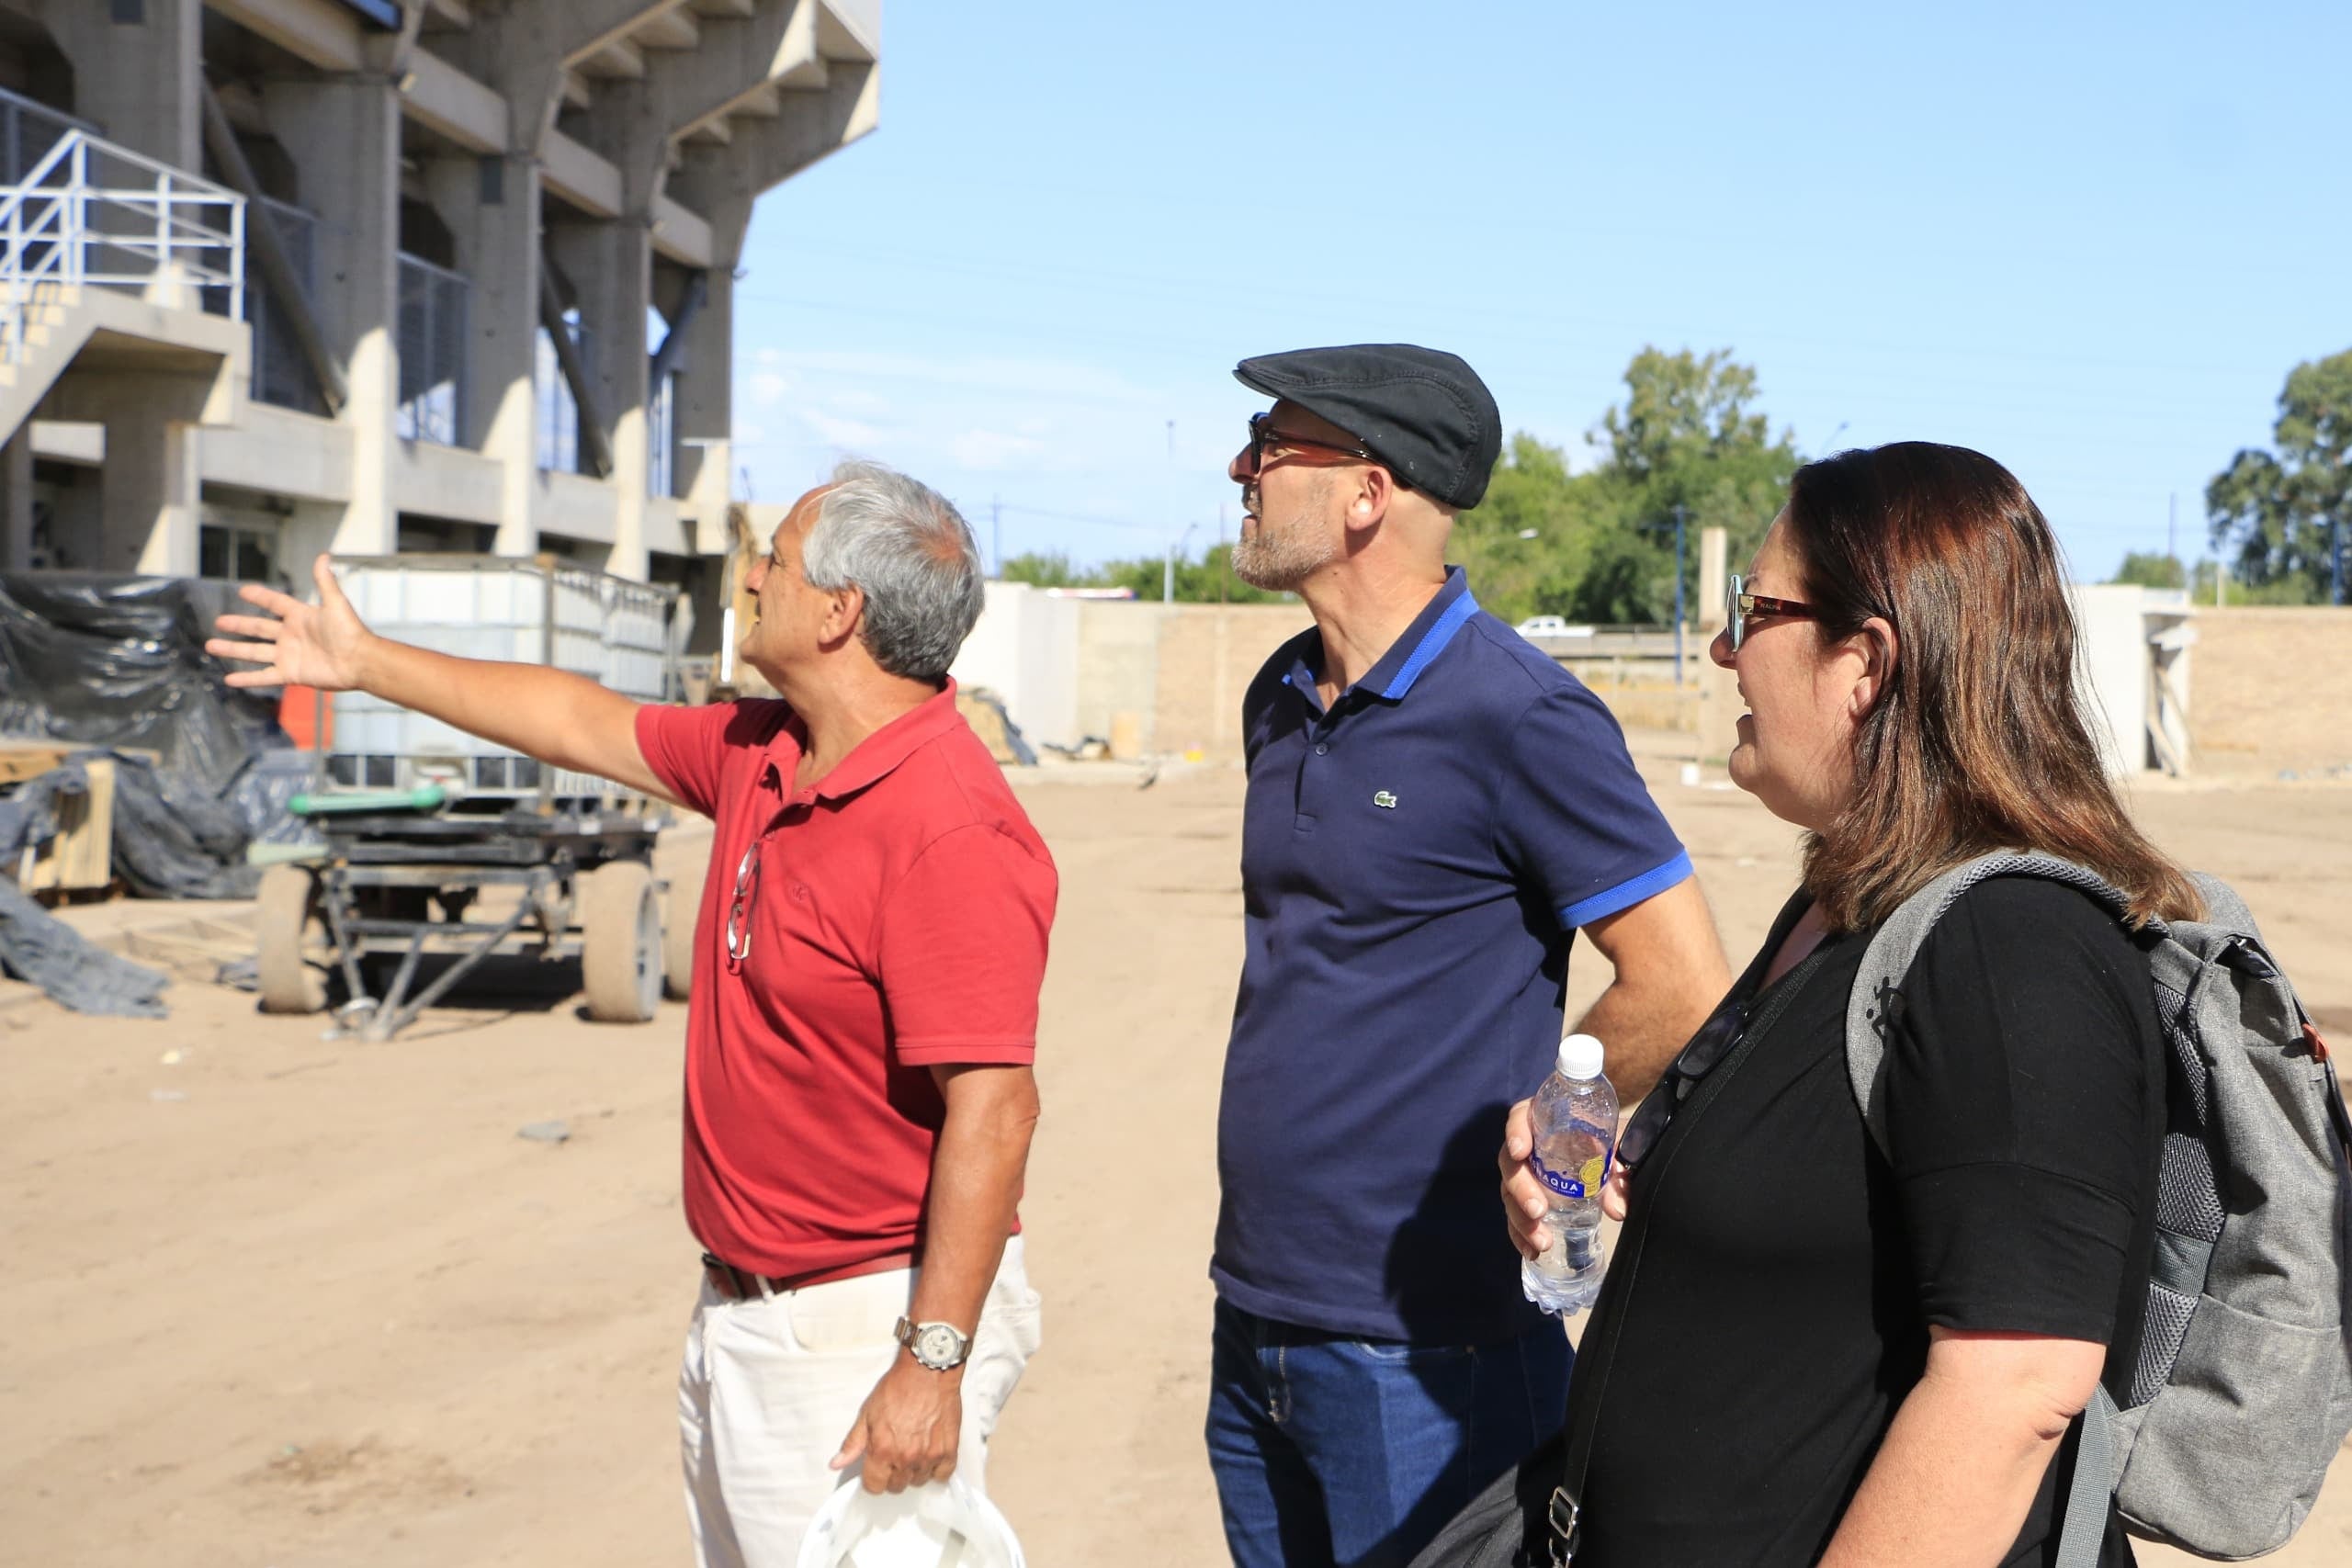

{"left": 636, "top": 681, "right": 1057, "bottom": 1284}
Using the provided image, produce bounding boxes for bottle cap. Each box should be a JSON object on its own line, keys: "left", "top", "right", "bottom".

{"left": 1556, "top": 1033, "right": 1605, "bottom": 1081}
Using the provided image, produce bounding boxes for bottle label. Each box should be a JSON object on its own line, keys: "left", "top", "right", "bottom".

{"left": 1532, "top": 1146, "right": 1611, "bottom": 1200}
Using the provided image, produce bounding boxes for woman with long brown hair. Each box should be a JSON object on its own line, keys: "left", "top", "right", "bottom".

{"left": 1498, "top": 442, "right": 2194, "bottom": 1565}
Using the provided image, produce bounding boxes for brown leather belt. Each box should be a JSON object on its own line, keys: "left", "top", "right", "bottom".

{"left": 702, "top": 1251, "right": 819, "bottom": 1301}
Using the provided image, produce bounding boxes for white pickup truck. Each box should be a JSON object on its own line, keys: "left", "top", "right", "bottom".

{"left": 1514, "top": 615, "right": 1596, "bottom": 641}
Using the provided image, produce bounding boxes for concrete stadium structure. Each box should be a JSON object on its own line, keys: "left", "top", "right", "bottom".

{"left": 0, "top": 0, "right": 878, "bottom": 639}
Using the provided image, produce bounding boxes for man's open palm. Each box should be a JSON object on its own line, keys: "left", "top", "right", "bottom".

{"left": 206, "top": 553, "right": 373, "bottom": 692}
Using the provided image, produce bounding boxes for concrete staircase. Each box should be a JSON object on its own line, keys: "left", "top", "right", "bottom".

{"left": 0, "top": 279, "right": 248, "bottom": 443}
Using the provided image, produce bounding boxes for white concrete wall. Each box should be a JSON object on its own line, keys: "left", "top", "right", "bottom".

{"left": 2071, "top": 583, "right": 2159, "bottom": 774}
{"left": 953, "top": 581, "right": 1084, "bottom": 750}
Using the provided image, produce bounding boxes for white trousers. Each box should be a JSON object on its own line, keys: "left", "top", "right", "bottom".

{"left": 678, "top": 1237, "right": 1042, "bottom": 1568}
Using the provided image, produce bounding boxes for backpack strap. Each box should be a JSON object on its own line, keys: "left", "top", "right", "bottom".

{"left": 1844, "top": 852, "right": 2136, "bottom": 1156}
{"left": 2053, "top": 1387, "right": 2120, "bottom": 1568}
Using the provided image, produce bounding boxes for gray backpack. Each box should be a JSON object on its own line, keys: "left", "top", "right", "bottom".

{"left": 1847, "top": 852, "right": 2352, "bottom": 1563}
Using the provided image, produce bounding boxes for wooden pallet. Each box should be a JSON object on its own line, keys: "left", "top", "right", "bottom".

{"left": 19, "top": 755, "right": 115, "bottom": 894}
{"left": 0, "top": 740, "right": 75, "bottom": 786}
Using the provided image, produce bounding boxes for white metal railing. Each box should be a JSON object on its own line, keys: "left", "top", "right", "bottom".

{"left": 0, "top": 128, "right": 246, "bottom": 364}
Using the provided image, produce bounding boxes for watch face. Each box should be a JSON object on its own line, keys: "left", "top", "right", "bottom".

{"left": 916, "top": 1324, "right": 965, "bottom": 1366}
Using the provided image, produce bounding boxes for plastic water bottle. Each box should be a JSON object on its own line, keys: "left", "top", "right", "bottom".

{"left": 1521, "top": 1033, "right": 1618, "bottom": 1316}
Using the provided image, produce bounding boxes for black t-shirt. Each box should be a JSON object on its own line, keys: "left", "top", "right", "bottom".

{"left": 1570, "top": 877, "right": 2163, "bottom": 1567}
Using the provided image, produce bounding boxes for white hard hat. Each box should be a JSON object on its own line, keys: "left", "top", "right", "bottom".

{"left": 797, "top": 1475, "right": 1025, "bottom": 1568}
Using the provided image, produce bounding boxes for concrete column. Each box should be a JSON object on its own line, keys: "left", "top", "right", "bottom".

{"left": 551, "top": 215, "right": 654, "bottom": 581}
{"left": 673, "top": 205, "right": 747, "bottom": 547}
{"left": 261, "top": 77, "right": 402, "bottom": 557}
{"left": 40, "top": 0, "right": 202, "bottom": 169}
{"left": 425, "top": 152, "right": 544, "bottom": 557}
{"left": 46, "top": 369, "right": 210, "bottom": 574}
{"left": 98, "top": 389, "right": 203, "bottom": 576}
{"left": 281, "top": 501, "right": 343, "bottom": 583}
{"left": 0, "top": 432, "right": 31, "bottom": 571}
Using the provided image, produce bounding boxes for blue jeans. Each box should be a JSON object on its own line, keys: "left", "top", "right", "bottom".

{"left": 1205, "top": 1299, "right": 1573, "bottom": 1568}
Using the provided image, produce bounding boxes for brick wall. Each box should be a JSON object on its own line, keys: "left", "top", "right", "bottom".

{"left": 1149, "top": 604, "right": 1314, "bottom": 758}
{"left": 2188, "top": 608, "right": 2352, "bottom": 775}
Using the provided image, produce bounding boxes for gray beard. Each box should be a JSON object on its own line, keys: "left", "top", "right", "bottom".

{"left": 1230, "top": 505, "right": 1335, "bottom": 592}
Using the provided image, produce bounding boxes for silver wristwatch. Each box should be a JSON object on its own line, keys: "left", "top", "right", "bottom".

{"left": 894, "top": 1315, "right": 972, "bottom": 1371}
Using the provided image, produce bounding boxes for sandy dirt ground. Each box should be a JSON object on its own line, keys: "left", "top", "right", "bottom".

{"left": 5, "top": 734, "right": 2350, "bottom": 1566}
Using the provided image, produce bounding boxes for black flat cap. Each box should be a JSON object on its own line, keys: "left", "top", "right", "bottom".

{"left": 1234, "top": 343, "right": 1501, "bottom": 510}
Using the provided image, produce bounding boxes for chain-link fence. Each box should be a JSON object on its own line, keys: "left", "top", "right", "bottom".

{"left": 395, "top": 250, "right": 469, "bottom": 445}
{"left": 248, "top": 197, "right": 322, "bottom": 412}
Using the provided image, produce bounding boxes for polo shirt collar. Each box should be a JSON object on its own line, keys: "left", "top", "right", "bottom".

{"left": 1287, "top": 566, "right": 1482, "bottom": 706}
{"left": 765, "top": 678, "right": 964, "bottom": 804}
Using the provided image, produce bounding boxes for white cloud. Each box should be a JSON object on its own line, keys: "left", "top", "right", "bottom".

{"left": 807, "top": 412, "right": 883, "bottom": 448}
{"left": 949, "top": 429, "right": 1049, "bottom": 470}
{"left": 749, "top": 371, "right": 790, "bottom": 407}
{"left": 755, "top": 346, "right": 783, "bottom": 367}
{"left": 731, "top": 419, "right": 768, "bottom": 446}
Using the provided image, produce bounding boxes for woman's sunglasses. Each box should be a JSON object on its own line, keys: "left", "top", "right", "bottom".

{"left": 1616, "top": 994, "right": 1747, "bottom": 1169}
{"left": 1724, "top": 572, "right": 1821, "bottom": 653}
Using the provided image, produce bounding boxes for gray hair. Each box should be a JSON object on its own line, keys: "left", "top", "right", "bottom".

{"left": 801, "top": 459, "right": 985, "bottom": 682}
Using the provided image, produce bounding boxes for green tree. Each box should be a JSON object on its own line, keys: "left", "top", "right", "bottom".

{"left": 2188, "top": 558, "right": 2318, "bottom": 606}
{"left": 997, "top": 550, "right": 1105, "bottom": 589}
{"left": 2110, "top": 551, "right": 2187, "bottom": 590}
{"left": 1003, "top": 543, "right": 1290, "bottom": 603}
{"left": 2207, "top": 348, "right": 2352, "bottom": 602}
{"left": 1453, "top": 347, "right": 1800, "bottom": 626}
{"left": 1098, "top": 541, "right": 1291, "bottom": 604}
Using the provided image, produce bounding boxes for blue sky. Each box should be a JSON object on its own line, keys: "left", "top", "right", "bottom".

{"left": 728, "top": 0, "right": 2351, "bottom": 582}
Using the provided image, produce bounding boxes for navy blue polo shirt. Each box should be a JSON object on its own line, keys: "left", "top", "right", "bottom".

{"left": 1212, "top": 567, "right": 1691, "bottom": 1345}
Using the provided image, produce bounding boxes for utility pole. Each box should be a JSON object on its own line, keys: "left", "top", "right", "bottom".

{"left": 1166, "top": 419, "right": 1178, "bottom": 602}
{"left": 1672, "top": 503, "right": 1688, "bottom": 686}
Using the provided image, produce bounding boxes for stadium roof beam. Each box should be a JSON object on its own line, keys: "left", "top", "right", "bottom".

{"left": 672, "top": 58, "right": 876, "bottom": 240}
{"left": 635, "top": 8, "right": 703, "bottom": 51}
{"left": 576, "top": 0, "right": 825, "bottom": 155}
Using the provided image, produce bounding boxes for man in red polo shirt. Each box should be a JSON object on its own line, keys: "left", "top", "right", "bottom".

{"left": 210, "top": 461, "right": 1056, "bottom": 1565}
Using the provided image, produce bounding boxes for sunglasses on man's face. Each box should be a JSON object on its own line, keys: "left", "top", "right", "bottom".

{"left": 1238, "top": 411, "right": 1384, "bottom": 479}
{"left": 1724, "top": 572, "right": 1822, "bottom": 654}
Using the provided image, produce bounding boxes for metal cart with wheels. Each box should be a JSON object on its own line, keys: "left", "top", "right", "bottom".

{"left": 256, "top": 789, "right": 681, "bottom": 1041}
{"left": 251, "top": 555, "right": 699, "bottom": 1041}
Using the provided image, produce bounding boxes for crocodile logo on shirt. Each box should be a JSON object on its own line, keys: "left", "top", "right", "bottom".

{"left": 1373, "top": 790, "right": 1398, "bottom": 809}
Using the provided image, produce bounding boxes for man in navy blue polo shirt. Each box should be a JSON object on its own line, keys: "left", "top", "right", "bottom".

{"left": 1204, "top": 344, "right": 1732, "bottom": 1568}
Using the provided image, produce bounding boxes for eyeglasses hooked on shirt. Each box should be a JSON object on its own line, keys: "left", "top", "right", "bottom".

{"left": 724, "top": 840, "right": 761, "bottom": 964}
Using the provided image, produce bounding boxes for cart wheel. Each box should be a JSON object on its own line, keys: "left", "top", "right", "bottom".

{"left": 662, "top": 854, "right": 707, "bottom": 1002}
{"left": 582, "top": 860, "right": 662, "bottom": 1023}
{"left": 256, "top": 864, "right": 332, "bottom": 1015}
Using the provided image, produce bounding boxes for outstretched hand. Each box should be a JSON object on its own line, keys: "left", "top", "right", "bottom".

{"left": 206, "top": 553, "right": 374, "bottom": 692}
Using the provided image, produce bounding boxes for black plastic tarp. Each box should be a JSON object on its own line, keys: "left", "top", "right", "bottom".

{"left": 0, "top": 573, "right": 304, "bottom": 897}
{"left": 0, "top": 573, "right": 287, "bottom": 796}
{"left": 0, "top": 874, "right": 169, "bottom": 1018}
